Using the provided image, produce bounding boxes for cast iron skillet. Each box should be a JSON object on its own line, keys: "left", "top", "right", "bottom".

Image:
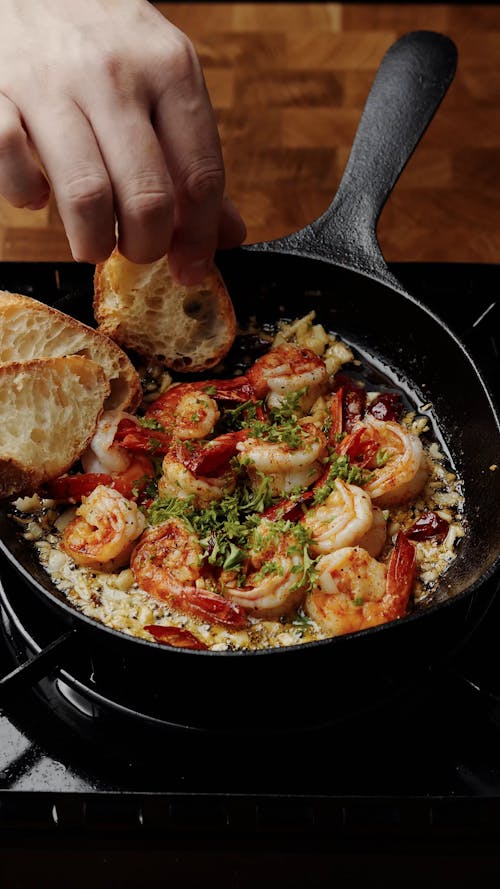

{"left": 1, "top": 31, "right": 499, "bottom": 731}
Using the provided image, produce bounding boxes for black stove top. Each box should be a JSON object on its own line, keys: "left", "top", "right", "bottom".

{"left": 0, "top": 261, "right": 499, "bottom": 884}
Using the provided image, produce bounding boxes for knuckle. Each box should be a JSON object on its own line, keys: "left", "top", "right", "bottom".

{"left": 163, "top": 34, "right": 198, "bottom": 81}
{"left": 122, "top": 185, "right": 171, "bottom": 223}
{"left": 180, "top": 161, "right": 224, "bottom": 206}
{"left": 95, "top": 49, "right": 126, "bottom": 85}
{"left": 63, "top": 173, "right": 111, "bottom": 215}
{"left": 99, "top": 52, "right": 135, "bottom": 103}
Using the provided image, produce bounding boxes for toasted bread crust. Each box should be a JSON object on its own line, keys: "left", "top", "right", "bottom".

{"left": 0, "top": 291, "right": 142, "bottom": 411}
{"left": 94, "top": 250, "right": 236, "bottom": 372}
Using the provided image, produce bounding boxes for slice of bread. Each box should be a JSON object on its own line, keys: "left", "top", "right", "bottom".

{"left": 94, "top": 250, "right": 236, "bottom": 372}
{"left": 0, "top": 355, "right": 110, "bottom": 499}
{"left": 0, "top": 291, "right": 142, "bottom": 411}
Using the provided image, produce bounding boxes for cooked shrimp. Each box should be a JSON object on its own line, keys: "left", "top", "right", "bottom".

{"left": 246, "top": 343, "right": 329, "bottom": 412}
{"left": 305, "top": 533, "right": 416, "bottom": 636}
{"left": 145, "top": 383, "right": 220, "bottom": 440}
{"left": 357, "top": 507, "right": 387, "bottom": 558}
{"left": 81, "top": 410, "right": 138, "bottom": 474}
{"left": 236, "top": 421, "right": 327, "bottom": 496}
{"left": 131, "top": 518, "right": 203, "bottom": 599}
{"left": 302, "top": 479, "right": 387, "bottom": 557}
{"left": 223, "top": 519, "right": 307, "bottom": 619}
{"left": 61, "top": 485, "right": 146, "bottom": 572}
{"left": 158, "top": 452, "right": 236, "bottom": 509}
{"left": 355, "top": 415, "right": 429, "bottom": 507}
{"left": 45, "top": 412, "right": 156, "bottom": 505}
{"left": 131, "top": 519, "right": 246, "bottom": 628}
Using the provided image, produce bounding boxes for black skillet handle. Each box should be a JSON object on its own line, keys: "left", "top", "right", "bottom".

{"left": 246, "top": 31, "right": 457, "bottom": 290}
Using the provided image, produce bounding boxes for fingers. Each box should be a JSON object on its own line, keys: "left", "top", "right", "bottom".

{"left": 153, "top": 43, "right": 228, "bottom": 285}
{"left": 0, "top": 94, "right": 50, "bottom": 209}
{"left": 2, "top": 31, "right": 246, "bottom": 272}
{"left": 25, "top": 101, "right": 116, "bottom": 263}
{"left": 82, "top": 100, "right": 175, "bottom": 264}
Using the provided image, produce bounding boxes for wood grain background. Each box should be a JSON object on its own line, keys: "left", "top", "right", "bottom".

{"left": 2, "top": 2, "right": 500, "bottom": 265}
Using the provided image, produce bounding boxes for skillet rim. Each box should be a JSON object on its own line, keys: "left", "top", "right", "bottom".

{"left": 1, "top": 528, "right": 499, "bottom": 660}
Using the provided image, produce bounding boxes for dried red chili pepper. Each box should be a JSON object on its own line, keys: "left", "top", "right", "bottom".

{"left": 405, "top": 511, "right": 449, "bottom": 542}
{"left": 145, "top": 625, "right": 208, "bottom": 650}
{"left": 368, "top": 393, "right": 403, "bottom": 422}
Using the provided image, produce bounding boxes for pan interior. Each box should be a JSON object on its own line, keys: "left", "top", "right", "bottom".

{"left": 217, "top": 248, "right": 500, "bottom": 606}
{"left": 1, "top": 252, "right": 499, "bottom": 638}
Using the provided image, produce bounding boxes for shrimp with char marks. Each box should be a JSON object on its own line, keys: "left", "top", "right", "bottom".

{"left": 131, "top": 518, "right": 246, "bottom": 628}
{"left": 305, "top": 533, "right": 416, "bottom": 636}
{"left": 223, "top": 519, "right": 309, "bottom": 619}
{"left": 147, "top": 384, "right": 220, "bottom": 440}
{"left": 61, "top": 485, "right": 146, "bottom": 572}
{"left": 302, "top": 479, "right": 387, "bottom": 558}
{"left": 246, "top": 343, "right": 329, "bottom": 413}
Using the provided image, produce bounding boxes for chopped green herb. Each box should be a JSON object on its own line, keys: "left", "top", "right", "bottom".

{"left": 292, "top": 612, "right": 314, "bottom": 629}
{"left": 376, "top": 448, "right": 391, "bottom": 467}
{"left": 313, "top": 454, "right": 373, "bottom": 504}
{"left": 247, "top": 417, "right": 302, "bottom": 450}
{"left": 138, "top": 416, "right": 166, "bottom": 431}
{"left": 219, "top": 399, "right": 261, "bottom": 432}
{"left": 270, "top": 387, "right": 307, "bottom": 421}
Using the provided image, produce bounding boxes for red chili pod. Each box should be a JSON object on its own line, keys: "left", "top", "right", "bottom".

{"left": 43, "top": 472, "right": 115, "bottom": 502}
{"left": 114, "top": 418, "right": 172, "bottom": 455}
{"left": 405, "top": 511, "right": 450, "bottom": 542}
{"left": 332, "top": 373, "right": 367, "bottom": 432}
{"left": 145, "top": 625, "right": 208, "bottom": 650}
{"left": 368, "top": 393, "right": 403, "bottom": 422}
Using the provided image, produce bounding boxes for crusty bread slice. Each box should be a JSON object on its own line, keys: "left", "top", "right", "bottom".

{"left": 0, "top": 355, "right": 110, "bottom": 499}
{"left": 0, "top": 291, "right": 142, "bottom": 411}
{"left": 94, "top": 250, "right": 236, "bottom": 371}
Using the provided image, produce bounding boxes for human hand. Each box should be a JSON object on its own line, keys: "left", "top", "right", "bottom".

{"left": 0, "top": 0, "right": 246, "bottom": 284}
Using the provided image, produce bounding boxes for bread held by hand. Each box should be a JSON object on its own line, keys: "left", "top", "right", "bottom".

{"left": 94, "top": 250, "right": 236, "bottom": 371}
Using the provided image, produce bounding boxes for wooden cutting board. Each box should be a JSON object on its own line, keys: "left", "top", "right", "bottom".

{"left": 2, "top": 2, "right": 500, "bottom": 264}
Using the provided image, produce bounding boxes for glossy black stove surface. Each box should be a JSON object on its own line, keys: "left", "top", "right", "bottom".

{"left": 0, "top": 261, "right": 499, "bottom": 884}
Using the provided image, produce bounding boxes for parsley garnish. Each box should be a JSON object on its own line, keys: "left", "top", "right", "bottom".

{"left": 138, "top": 416, "right": 166, "bottom": 431}
{"left": 376, "top": 448, "right": 391, "bottom": 467}
{"left": 147, "top": 473, "right": 274, "bottom": 573}
{"left": 219, "top": 399, "right": 261, "bottom": 432}
{"left": 270, "top": 386, "right": 308, "bottom": 423}
{"left": 313, "top": 455, "right": 373, "bottom": 504}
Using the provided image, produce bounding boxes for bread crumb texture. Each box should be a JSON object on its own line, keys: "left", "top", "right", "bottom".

{"left": 94, "top": 251, "right": 236, "bottom": 372}
{"left": 0, "top": 356, "right": 109, "bottom": 498}
{"left": 0, "top": 291, "right": 141, "bottom": 411}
